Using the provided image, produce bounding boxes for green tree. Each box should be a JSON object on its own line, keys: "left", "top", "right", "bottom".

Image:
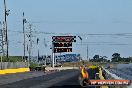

{"left": 93, "top": 55, "right": 99, "bottom": 62}
{"left": 111, "top": 53, "right": 121, "bottom": 62}
{"left": 100, "top": 56, "right": 108, "bottom": 62}
{"left": 93, "top": 55, "right": 99, "bottom": 60}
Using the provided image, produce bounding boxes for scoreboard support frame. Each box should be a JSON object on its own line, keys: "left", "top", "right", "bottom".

{"left": 51, "top": 36, "right": 76, "bottom": 68}
{"left": 52, "top": 41, "right": 55, "bottom": 68}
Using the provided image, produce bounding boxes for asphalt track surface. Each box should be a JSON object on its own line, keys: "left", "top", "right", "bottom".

{"left": 0, "top": 69, "right": 97, "bottom": 88}
{"left": 0, "top": 70, "right": 79, "bottom": 88}
{"left": 48, "top": 73, "right": 96, "bottom": 88}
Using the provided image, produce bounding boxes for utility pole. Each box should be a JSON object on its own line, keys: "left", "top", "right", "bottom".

{"left": 78, "top": 36, "right": 82, "bottom": 60}
{"left": 0, "top": 22, "right": 3, "bottom": 55}
{"left": 2, "top": 21, "right": 6, "bottom": 56}
{"left": 0, "top": 22, "right": 2, "bottom": 69}
{"left": 1, "top": 22, "right": 4, "bottom": 56}
{"left": 86, "top": 37, "right": 89, "bottom": 61}
{"left": 87, "top": 44, "right": 89, "bottom": 61}
{"left": 44, "top": 38, "right": 47, "bottom": 66}
{"left": 0, "top": 21, "right": 6, "bottom": 68}
{"left": 52, "top": 41, "right": 55, "bottom": 68}
{"left": 28, "top": 24, "right": 32, "bottom": 65}
{"left": 1, "top": 27, "right": 4, "bottom": 56}
{"left": 4, "top": 0, "right": 10, "bottom": 59}
{"left": 37, "top": 38, "right": 39, "bottom": 63}
{"left": 23, "top": 12, "right": 26, "bottom": 60}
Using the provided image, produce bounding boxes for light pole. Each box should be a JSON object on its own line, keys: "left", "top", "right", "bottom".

{"left": 1, "top": 56, "right": 2, "bottom": 70}
{"left": 4, "top": 0, "right": 10, "bottom": 59}
{"left": 26, "top": 23, "right": 32, "bottom": 67}
{"left": 78, "top": 36, "right": 82, "bottom": 60}
{"left": 1, "top": 22, "right": 5, "bottom": 56}
{"left": 37, "top": 38, "right": 39, "bottom": 63}
{"left": 0, "top": 22, "right": 4, "bottom": 69}
{"left": 51, "top": 39, "right": 55, "bottom": 68}
{"left": 44, "top": 38, "right": 47, "bottom": 66}
{"left": 87, "top": 44, "right": 89, "bottom": 61}
{"left": 29, "top": 24, "right": 32, "bottom": 64}
{"left": 23, "top": 12, "right": 27, "bottom": 61}
{"left": 86, "top": 37, "right": 89, "bottom": 61}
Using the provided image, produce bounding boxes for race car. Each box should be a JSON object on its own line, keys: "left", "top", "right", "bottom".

{"left": 78, "top": 65, "right": 131, "bottom": 88}
{"left": 78, "top": 65, "right": 99, "bottom": 87}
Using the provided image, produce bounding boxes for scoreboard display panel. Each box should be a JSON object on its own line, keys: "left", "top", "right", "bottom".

{"left": 52, "top": 36, "right": 76, "bottom": 53}
{"left": 54, "top": 48, "right": 72, "bottom": 53}
{"left": 52, "top": 36, "right": 76, "bottom": 42}
{"left": 53, "top": 42, "right": 72, "bottom": 47}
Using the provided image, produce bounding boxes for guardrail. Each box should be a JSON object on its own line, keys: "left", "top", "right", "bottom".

{"left": 98, "top": 67, "right": 109, "bottom": 88}
{"left": 46, "top": 67, "right": 79, "bottom": 71}
{"left": 103, "top": 67, "right": 122, "bottom": 80}
{"left": 102, "top": 67, "right": 132, "bottom": 88}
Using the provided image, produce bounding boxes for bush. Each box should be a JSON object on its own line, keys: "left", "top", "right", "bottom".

{"left": 1, "top": 56, "right": 24, "bottom": 62}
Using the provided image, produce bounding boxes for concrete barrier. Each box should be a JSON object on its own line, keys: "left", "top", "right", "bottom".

{"left": 0, "top": 62, "right": 28, "bottom": 70}
{"left": 0, "top": 68, "right": 30, "bottom": 75}
{"left": 46, "top": 67, "right": 79, "bottom": 71}
{"left": 103, "top": 67, "right": 123, "bottom": 79}
{"left": 103, "top": 67, "right": 131, "bottom": 88}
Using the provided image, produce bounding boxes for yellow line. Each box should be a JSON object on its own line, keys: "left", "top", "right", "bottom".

{"left": 0, "top": 68, "right": 30, "bottom": 75}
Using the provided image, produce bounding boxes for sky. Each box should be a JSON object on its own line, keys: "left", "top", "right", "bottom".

{"left": 0, "top": 0, "right": 132, "bottom": 59}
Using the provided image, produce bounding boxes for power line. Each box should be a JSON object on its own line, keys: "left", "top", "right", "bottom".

{"left": 7, "top": 30, "right": 132, "bottom": 36}
{"left": 75, "top": 43, "right": 132, "bottom": 46}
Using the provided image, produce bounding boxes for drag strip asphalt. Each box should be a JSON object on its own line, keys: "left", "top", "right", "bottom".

{"left": 0, "top": 69, "right": 80, "bottom": 88}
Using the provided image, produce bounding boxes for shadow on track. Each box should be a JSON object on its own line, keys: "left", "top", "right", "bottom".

{"left": 48, "top": 73, "right": 95, "bottom": 88}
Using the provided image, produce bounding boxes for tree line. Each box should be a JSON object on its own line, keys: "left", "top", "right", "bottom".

{"left": 89, "top": 53, "right": 132, "bottom": 62}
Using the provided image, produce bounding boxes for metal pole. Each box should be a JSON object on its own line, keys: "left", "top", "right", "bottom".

{"left": 44, "top": 38, "right": 47, "bottom": 66}
{"left": 78, "top": 36, "right": 82, "bottom": 60}
{"left": 87, "top": 44, "right": 89, "bottom": 61}
{"left": 1, "top": 56, "right": 2, "bottom": 70}
{"left": 37, "top": 38, "right": 39, "bottom": 63}
{"left": 52, "top": 41, "right": 54, "bottom": 68}
{"left": 0, "top": 22, "right": 4, "bottom": 69}
{"left": 0, "top": 22, "right": 4, "bottom": 56}
{"left": 44, "top": 56, "right": 46, "bottom": 66}
{"left": 23, "top": 12, "right": 26, "bottom": 60}
{"left": 28, "top": 24, "right": 32, "bottom": 67}
{"left": 44, "top": 53, "right": 47, "bottom": 66}
{"left": 54, "top": 53, "right": 56, "bottom": 66}
{"left": 2, "top": 25, "right": 4, "bottom": 56}
{"left": 4, "top": 0, "right": 9, "bottom": 59}
{"left": 37, "top": 44, "right": 39, "bottom": 63}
